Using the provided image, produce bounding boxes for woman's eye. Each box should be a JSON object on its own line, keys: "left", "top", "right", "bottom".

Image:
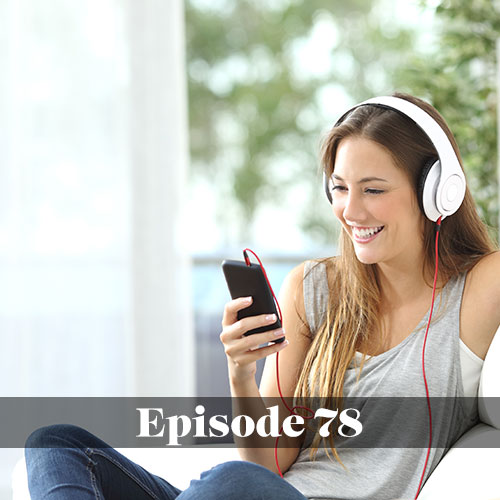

{"left": 331, "top": 186, "right": 384, "bottom": 194}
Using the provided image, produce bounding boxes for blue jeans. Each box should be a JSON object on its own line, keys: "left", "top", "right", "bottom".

{"left": 25, "top": 424, "right": 308, "bottom": 500}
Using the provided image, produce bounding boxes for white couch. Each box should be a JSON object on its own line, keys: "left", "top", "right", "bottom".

{"left": 417, "top": 325, "right": 500, "bottom": 499}
{"left": 12, "top": 328, "right": 500, "bottom": 499}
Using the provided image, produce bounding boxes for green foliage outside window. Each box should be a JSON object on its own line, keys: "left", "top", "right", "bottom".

{"left": 185, "top": 0, "right": 499, "bottom": 245}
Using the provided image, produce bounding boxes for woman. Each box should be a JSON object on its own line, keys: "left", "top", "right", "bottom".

{"left": 25, "top": 93, "right": 500, "bottom": 499}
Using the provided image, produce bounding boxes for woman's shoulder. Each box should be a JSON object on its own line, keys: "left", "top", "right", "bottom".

{"left": 466, "top": 250, "right": 500, "bottom": 316}
{"left": 302, "top": 256, "right": 337, "bottom": 281}
{"left": 280, "top": 260, "right": 323, "bottom": 310}
{"left": 466, "top": 250, "right": 500, "bottom": 293}
{"left": 284, "top": 258, "right": 336, "bottom": 335}
{"left": 461, "top": 250, "right": 500, "bottom": 359}
{"left": 283, "top": 257, "right": 336, "bottom": 286}
{"left": 470, "top": 249, "right": 500, "bottom": 268}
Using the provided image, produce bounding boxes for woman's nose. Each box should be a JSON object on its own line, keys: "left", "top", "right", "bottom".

{"left": 343, "top": 192, "right": 366, "bottom": 223}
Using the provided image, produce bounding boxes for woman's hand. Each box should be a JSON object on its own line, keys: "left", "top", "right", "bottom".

{"left": 220, "top": 296, "right": 288, "bottom": 387}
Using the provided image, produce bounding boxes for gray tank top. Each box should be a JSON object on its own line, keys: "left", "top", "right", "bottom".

{"left": 284, "top": 260, "right": 478, "bottom": 500}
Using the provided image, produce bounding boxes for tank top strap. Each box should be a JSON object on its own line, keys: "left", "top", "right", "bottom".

{"left": 303, "top": 260, "right": 329, "bottom": 335}
{"left": 434, "top": 271, "right": 467, "bottom": 332}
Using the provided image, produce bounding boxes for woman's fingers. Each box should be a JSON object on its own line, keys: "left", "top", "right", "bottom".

{"left": 221, "top": 306, "right": 279, "bottom": 343}
{"left": 231, "top": 313, "right": 278, "bottom": 338}
{"left": 243, "top": 327, "right": 286, "bottom": 349}
{"left": 220, "top": 316, "right": 279, "bottom": 348}
{"left": 223, "top": 326, "right": 286, "bottom": 356}
{"left": 227, "top": 335, "right": 289, "bottom": 366}
{"left": 221, "top": 296, "right": 253, "bottom": 328}
{"left": 220, "top": 297, "right": 288, "bottom": 380}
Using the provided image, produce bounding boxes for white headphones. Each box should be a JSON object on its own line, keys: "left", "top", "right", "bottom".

{"left": 324, "top": 96, "right": 466, "bottom": 222}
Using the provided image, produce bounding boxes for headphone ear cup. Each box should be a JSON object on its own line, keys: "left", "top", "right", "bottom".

{"left": 418, "top": 158, "right": 442, "bottom": 222}
{"left": 417, "top": 158, "right": 436, "bottom": 211}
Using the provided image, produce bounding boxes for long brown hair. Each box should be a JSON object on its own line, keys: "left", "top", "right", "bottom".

{"left": 294, "top": 93, "right": 496, "bottom": 460}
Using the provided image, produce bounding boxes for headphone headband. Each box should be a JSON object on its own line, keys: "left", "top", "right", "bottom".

{"left": 325, "top": 96, "right": 466, "bottom": 221}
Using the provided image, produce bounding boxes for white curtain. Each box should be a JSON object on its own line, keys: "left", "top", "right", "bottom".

{"left": 1, "top": 0, "right": 193, "bottom": 495}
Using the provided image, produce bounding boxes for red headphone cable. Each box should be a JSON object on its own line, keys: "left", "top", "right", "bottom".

{"left": 243, "top": 248, "right": 314, "bottom": 477}
{"left": 414, "top": 215, "right": 442, "bottom": 498}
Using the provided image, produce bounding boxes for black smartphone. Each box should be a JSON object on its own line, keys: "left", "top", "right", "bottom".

{"left": 221, "top": 259, "right": 284, "bottom": 343}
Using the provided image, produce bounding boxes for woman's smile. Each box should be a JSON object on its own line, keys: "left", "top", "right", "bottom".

{"left": 350, "top": 225, "right": 385, "bottom": 243}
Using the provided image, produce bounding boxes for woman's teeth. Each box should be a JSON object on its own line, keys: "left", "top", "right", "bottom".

{"left": 352, "top": 226, "right": 384, "bottom": 239}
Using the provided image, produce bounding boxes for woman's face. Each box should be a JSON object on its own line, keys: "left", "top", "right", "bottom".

{"left": 330, "top": 136, "right": 425, "bottom": 268}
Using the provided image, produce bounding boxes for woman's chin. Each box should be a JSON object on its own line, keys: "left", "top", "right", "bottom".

{"left": 354, "top": 250, "right": 379, "bottom": 265}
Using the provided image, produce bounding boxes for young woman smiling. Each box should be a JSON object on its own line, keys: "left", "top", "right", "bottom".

{"left": 25, "top": 93, "right": 500, "bottom": 500}
{"left": 221, "top": 93, "right": 499, "bottom": 499}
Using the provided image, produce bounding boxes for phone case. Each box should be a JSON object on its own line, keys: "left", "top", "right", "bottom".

{"left": 221, "top": 259, "right": 284, "bottom": 342}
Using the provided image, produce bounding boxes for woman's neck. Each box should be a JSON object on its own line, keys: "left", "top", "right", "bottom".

{"left": 376, "top": 259, "right": 436, "bottom": 310}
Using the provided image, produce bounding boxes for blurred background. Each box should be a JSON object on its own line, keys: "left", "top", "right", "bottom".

{"left": 1, "top": 0, "right": 499, "bottom": 496}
